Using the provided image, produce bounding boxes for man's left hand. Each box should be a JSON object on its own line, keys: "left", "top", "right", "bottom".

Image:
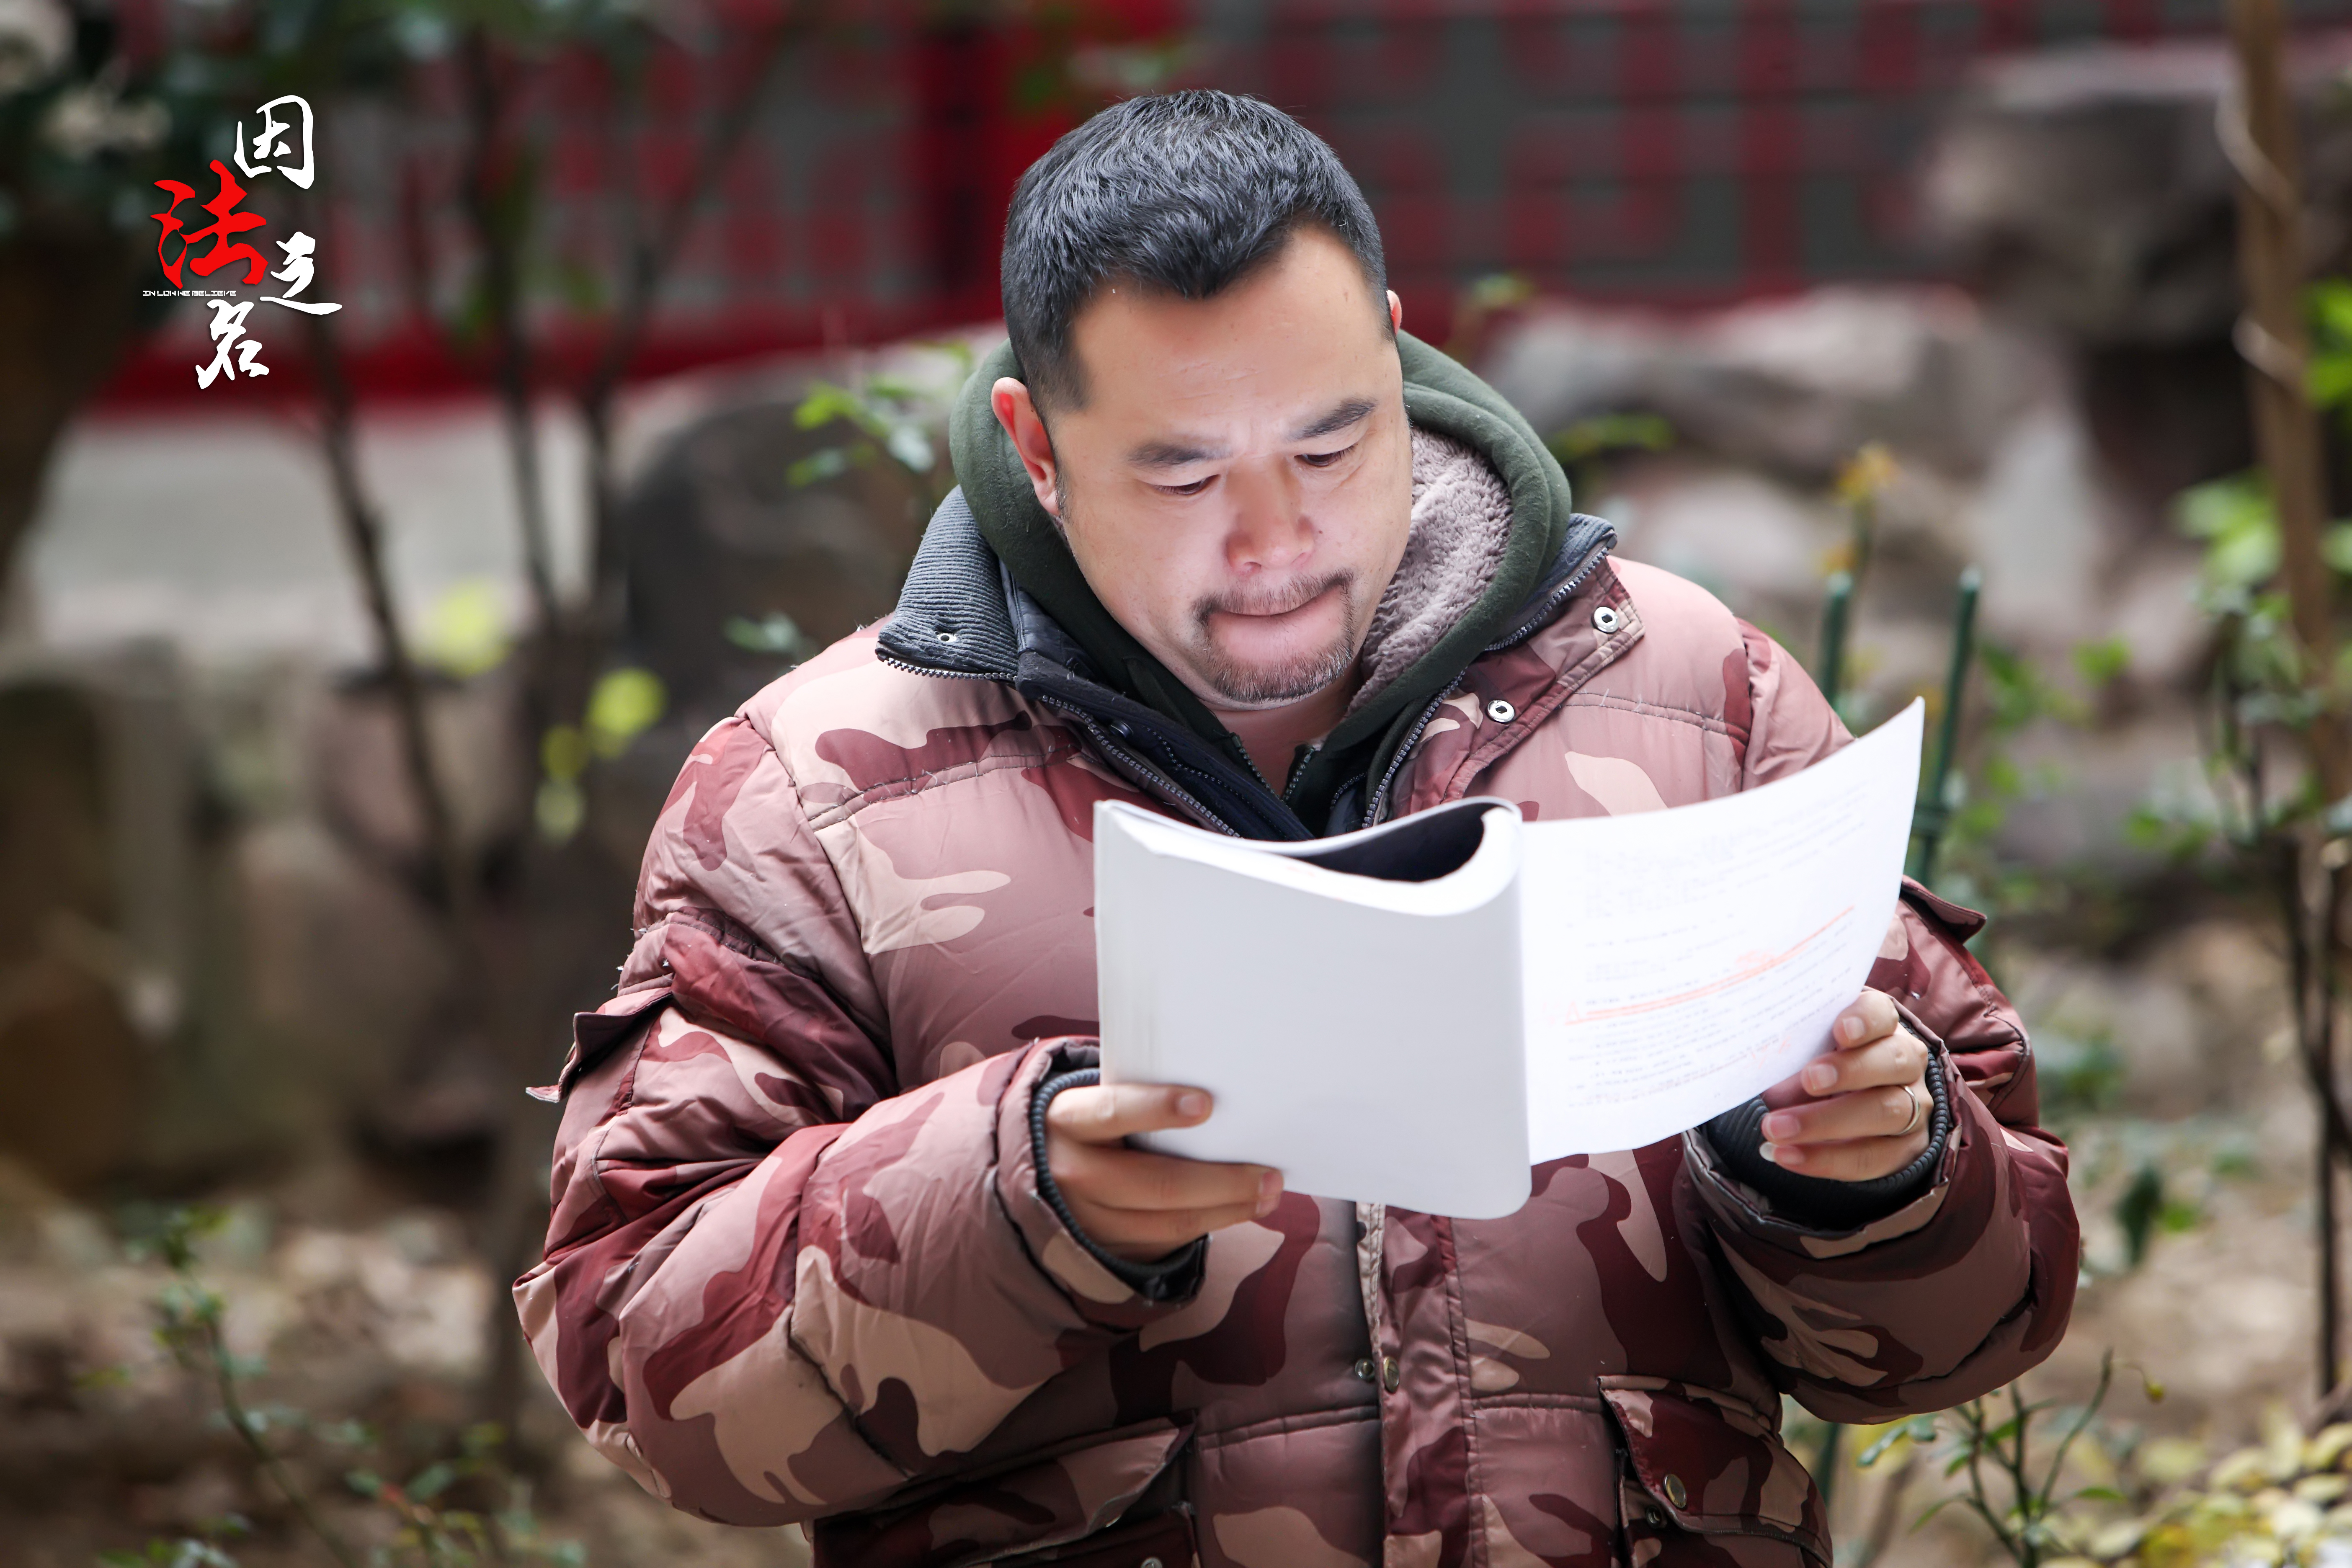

{"left": 1756, "top": 987, "right": 1932, "bottom": 1181}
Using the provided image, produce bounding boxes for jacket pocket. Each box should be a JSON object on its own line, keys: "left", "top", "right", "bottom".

{"left": 1599, "top": 1377, "right": 1829, "bottom": 1568}
{"left": 812, "top": 1417, "right": 1194, "bottom": 1568}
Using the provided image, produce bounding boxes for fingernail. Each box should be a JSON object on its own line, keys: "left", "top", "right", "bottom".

{"left": 1761, "top": 1112, "right": 1798, "bottom": 1142}
{"left": 1176, "top": 1092, "right": 1209, "bottom": 1119}
{"left": 1257, "top": 1172, "right": 1282, "bottom": 1213}
{"left": 1838, "top": 1016, "right": 1866, "bottom": 1044}
{"left": 1802, "top": 1063, "right": 1836, "bottom": 1094}
{"left": 1761, "top": 1142, "right": 1799, "bottom": 1168}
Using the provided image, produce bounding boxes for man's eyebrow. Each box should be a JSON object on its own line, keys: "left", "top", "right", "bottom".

{"left": 1122, "top": 397, "right": 1378, "bottom": 469}
{"left": 1289, "top": 397, "right": 1377, "bottom": 444}
{"left": 1125, "top": 436, "right": 1230, "bottom": 470}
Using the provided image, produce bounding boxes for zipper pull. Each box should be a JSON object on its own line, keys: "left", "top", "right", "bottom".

{"left": 1282, "top": 742, "right": 1320, "bottom": 802}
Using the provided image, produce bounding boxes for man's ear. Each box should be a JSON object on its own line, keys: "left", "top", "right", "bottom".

{"left": 990, "top": 377, "right": 1061, "bottom": 520}
{"left": 1387, "top": 289, "right": 1403, "bottom": 334}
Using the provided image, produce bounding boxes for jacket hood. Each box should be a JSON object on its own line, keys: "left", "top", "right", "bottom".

{"left": 945, "top": 327, "right": 1578, "bottom": 822}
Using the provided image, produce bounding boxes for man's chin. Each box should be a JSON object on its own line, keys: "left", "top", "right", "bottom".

{"left": 1188, "top": 641, "right": 1356, "bottom": 709}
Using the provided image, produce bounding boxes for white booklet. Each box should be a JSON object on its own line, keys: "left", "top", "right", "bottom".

{"left": 1094, "top": 700, "right": 1923, "bottom": 1218}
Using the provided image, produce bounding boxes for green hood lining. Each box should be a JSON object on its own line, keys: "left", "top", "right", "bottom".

{"left": 947, "top": 328, "right": 1574, "bottom": 817}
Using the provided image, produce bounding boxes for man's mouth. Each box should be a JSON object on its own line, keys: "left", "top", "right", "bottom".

{"left": 1200, "top": 575, "right": 1349, "bottom": 624}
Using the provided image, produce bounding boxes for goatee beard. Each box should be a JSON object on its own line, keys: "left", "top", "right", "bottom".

{"left": 1187, "top": 573, "right": 1361, "bottom": 707}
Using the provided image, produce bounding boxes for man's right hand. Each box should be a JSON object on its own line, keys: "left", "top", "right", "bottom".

{"left": 1042, "top": 1083, "right": 1283, "bottom": 1264}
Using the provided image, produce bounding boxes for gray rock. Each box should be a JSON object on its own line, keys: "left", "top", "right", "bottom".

{"left": 1479, "top": 286, "right": 2057, "bottom": 484}
{"left": 1919, "top": 32, "right": 2352, "bottom": 346}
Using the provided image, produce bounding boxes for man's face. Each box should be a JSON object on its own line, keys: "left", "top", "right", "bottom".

{"left": 995, "top": 228, "right": 1413, "bottom": 713}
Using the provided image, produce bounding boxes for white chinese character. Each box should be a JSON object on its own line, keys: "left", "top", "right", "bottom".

{"left": 196, "top": 299, "right": 268, "bottom": 388}
{"left": 232, "top": 95, "right": 314, "bottom": 189}
{"left": 260, "top": 231, "right": 341, "bottom": 315}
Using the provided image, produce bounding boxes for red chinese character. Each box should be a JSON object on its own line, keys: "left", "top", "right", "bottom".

{"left": 149, "top": 179, "right": 196, "bottom": 287}
{"left": 149, "top": 160, "right": 269, "bottom": 288}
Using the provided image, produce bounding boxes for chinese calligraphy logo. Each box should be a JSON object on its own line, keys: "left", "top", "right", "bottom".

{"left": 147, "top": 96, "right": 341, "bottom": 390}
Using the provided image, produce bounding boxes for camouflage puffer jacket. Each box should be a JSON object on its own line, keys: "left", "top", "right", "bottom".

{"left": 518, "top": 471, "right": 2079, "bottom": 1568}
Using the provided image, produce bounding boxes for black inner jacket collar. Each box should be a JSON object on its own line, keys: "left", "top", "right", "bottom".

{"left": 878, "top": 490, "right": 1616, "bottom": 840}
{"left": 939, "top": 329, "right": 1581, "bottom": 831}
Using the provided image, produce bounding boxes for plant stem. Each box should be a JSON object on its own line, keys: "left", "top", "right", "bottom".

{"left": 1817, "top": 572, "right": 1852, "bottom": 709}
{"left": 196, "top": 1300, "right": 361, "bottom": 1568}
{"left": 473, "top": 5, "right": 803, "bottom": 1437}
{"left": 1813, "top": 1419, "right": 1843, "bottom": 1514}
{"left": 2010, "top": 1385, "right": 2037, "bottom": 1568}
{"left": 2224, "top": 0, "right": 2342, "bottom": 794}
{"left": 1909, "top": 569, "right": 1982, "bottom": 884}
{"left": 302, "top": 310, "right": 472, "bottom": 928}
{"left": 1957, "top": 1401, "right": 2020, "bottom": 1566}
{"left": 574, "top": 1, "right": 804, "bottom": 623}
{"left": 1852, "top": 1446, "right": 1919, "bottom": 1568}
{"left": 2039, "top": 1353, "right": 2115, "bottom": 1516}
{"left": 2321, "top": 862, "right": 2346, "bottom": 1395}
{"left": 459, "top": 25, "right": 560, "bottom": 638}
{"left": 2226, "top": 0, "right": 2352, "bottom": 1399}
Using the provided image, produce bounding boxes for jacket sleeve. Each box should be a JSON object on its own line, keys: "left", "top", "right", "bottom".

{"left": 1681, "top": 623, "right": 2081, "bottom": 1421}
{"left": 511, "top": 717, "right": 1200, "bottom": 1525}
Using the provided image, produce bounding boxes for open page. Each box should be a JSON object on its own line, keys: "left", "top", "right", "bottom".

{"left": 1517, "top": 701, "right": 1923, "bottom": 1161}
{"left": 1096, "top": 799, "right": 1534, "bottom": 1218}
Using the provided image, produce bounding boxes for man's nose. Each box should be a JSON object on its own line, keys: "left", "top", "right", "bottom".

{"left": 1223, "top": 462, "right": 1312, "bottom": 574}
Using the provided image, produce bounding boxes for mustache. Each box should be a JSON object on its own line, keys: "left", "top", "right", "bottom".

{"left": 1193, "top": 572, "right": 1354, "bottom": 623}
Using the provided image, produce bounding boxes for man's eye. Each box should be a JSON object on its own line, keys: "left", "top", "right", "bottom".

{"left": 1299, "top": 444, "right": 1356, "bottom": 469}
{"left": 1156, "top": 476, "right": 1214, "bottom": 497}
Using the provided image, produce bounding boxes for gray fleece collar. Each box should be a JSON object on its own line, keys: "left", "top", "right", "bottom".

{"left": 1350, "top": 428, "right": 1516, "bottom": 716}
{"left": 879, "top": 472, "right": 1612, "bottom": 693}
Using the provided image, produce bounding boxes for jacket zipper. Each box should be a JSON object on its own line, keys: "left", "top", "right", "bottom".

{"left": 1358, "top": 540, "right": 1614, "bottom": 829}
{"left": 1361, "top": 686, "right": 1455, "bottom": 830}
{"left": 1031, "top": 693, "right": 1242, "bottom": 837}
{"left": 885, "top": 649, "right": 1262, "bottom": 837}
{"left": 885, "top": 535, "right": 1614, "bottom": 834}
{"left": 876, "top": 650, "right": 1008, "bottom": 682}
{"left": 1485, "top": 539, "right": 1613, "bottom": 654}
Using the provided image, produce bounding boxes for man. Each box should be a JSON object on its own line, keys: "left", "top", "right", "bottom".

{"left": 518, "top": 91, "right": 2078, "bottom": 1568}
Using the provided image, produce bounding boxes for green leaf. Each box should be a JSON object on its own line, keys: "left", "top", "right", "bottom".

{"left": 2311, "top": 278, "right": 2352, "bottom": 345}
{"left": 1548, "top": 411, "right": 1674, "bottom": 466}
{"left": 786, "top": 448, "right": 852, "bottom": 489}
{"left": 417, "top": 578, "right": 513, "bottom": 680}
{"left": 541, "top": 723, "right": 588, "bottom": 784}
{"left": 585, "top": 667, "right": 665, "bottom": 759}
{"left": 407, "top": 1459, "right": 458, "bottom": 1501}
{"left": 794, "top": 382, "right": 891, "bottom": 441}
{"left": 723, "top": 613, "right": 811, "bottom": 659}
{"left": 1857, "top": 1427, "right": 1908, "bottom": 1468}
{"left": 2175, "top": 473, "right": 2281, "bottom": 590}
{"left": 794, "top": 385, "right": 861, "bottom": 430}
{"left": 2115, "top": 1158, "right": 2165, "bottom": 1268}
{"left": 2312, "top": 354, "right": 2352, "bottom": 410}
{"left": 885, "top": 424, "right": 936, "bottom": 474}
{"left": 2072, "top": 637, "right": 2130, "bottom": 689}
{"left": 548, "top": 258, "right": 606, "bottom": 316}
{"left": 536, "top": 777, "right": 585, "bottom": 845}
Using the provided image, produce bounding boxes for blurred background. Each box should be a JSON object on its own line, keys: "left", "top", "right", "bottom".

{"left": 7, "top": 1, "right": 2352, "bottom": 1563}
